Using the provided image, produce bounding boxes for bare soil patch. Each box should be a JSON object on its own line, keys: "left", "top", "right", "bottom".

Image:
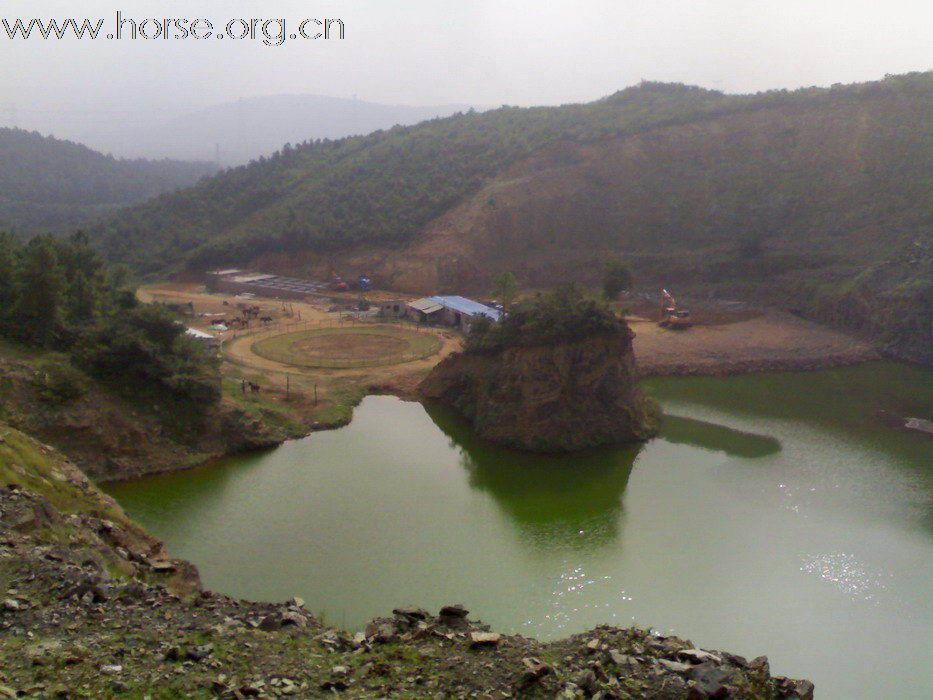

{"left": 294, "top": 333, "right": 410, "bottom": 360}
{"left": 631, "top": 309, "right": 878, "bottom": 376}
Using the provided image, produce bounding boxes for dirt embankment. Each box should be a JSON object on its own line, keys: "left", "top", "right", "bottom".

{"left": 0, "top": 344, "right": 278, "bottom": 483}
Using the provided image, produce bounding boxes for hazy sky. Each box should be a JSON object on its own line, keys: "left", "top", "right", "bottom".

{"left": 2, "top": 0, "right": 931, "bottom": 136}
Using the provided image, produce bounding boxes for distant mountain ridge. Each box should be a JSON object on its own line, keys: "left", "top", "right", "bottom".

{"left": 92, "top": 73, "right": 932, "bottom": 362}
{"left": 0, "top": 128, "right": 217, "bottom": 237}
{"left": 75, "top": 94, "right": 476, "bottom": 165}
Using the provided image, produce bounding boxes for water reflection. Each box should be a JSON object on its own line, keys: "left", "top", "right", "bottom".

{"left": 661, "top": 415, "right": 781, "bottom": 458}
{"left": 424, "top": 402, "right": 642, "bottom": 549}
{"left": 424, "top": 404, "right": 782, "bottom": 548}
{"left": 106, "top": 446, "right": 272, "bottom": 524}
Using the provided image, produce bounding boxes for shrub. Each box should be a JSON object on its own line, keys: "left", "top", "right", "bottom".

{"left": 32, "top": 355, "right": 90, "bottom": 404}
{"left": 466, "top": 285, "right": 625, "bottom": 353}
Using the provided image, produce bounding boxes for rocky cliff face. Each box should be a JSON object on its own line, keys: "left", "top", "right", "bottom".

{"left": 419, "top": 328, "right": 658, "bottom": 451}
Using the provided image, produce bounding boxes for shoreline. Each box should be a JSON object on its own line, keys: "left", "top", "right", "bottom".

{"left": 638, "top": 351, "right": 880, "bottom": 378}
{"left": 5, "top": 426, "right": 816, "bottom": 697}
{"left": 94, "top": 355, "right": 898, "bottom": 486}
{"left": 86, "top": 283, "right": 889, "bottom": 485}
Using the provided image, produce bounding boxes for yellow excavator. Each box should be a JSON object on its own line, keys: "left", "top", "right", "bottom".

{"left": 659, "top": 288, "right": 692, "bottom": 329}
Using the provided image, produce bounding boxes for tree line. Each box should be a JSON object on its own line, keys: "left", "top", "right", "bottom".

{"left": 0, "top": 231, "right": 220, "bottom": 404}
{"left": 466, "top": 284, "right": 628, "bottom": 353}
{"left": 0, "top": 127, "right": 216, "bottom": 237}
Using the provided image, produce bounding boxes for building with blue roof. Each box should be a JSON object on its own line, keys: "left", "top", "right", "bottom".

{"left": 428, "top": 295, "right": 502, "bottom": 332}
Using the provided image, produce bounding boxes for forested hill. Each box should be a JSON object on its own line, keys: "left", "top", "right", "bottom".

{"left": 91, "top": 80, "right": 738, "bottom": 271}
{"left": 0, "top": 128, "right": 217, "bottom": 237}
{"left": 92, "top": 73, "right": 932, "bottom": 361}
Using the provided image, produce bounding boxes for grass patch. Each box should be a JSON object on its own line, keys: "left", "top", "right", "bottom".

{"left": 310, "top": 382, "right": 368, "bottom": 427}
{"left": 252, "top": 326, "right": 442, "bottom": 369}
{"left": 0, "top": 424, "right": 124, "bottom": 522}
{"left": 222, "top": 376, "right": 304, "bottom": 436}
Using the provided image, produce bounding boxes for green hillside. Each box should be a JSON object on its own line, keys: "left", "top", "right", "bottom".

{"left": 91, "top": 74, "right": 929, "bottom": 271}
{"left": 0, "top": 128, "right": 217, "bottom": 237}
{"left": 90, "top": 73, "right": 932, "bottom": 362}
{"left": 89, "top": 82, "right": 762, "bottom": 271}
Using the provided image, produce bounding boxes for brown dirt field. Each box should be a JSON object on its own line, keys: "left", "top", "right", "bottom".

{"left": 630, "top": 309, "right": 878, "bottom": 376}
{"left": 137, "top": 282, "right": 332, "bottom": 334}
{"left": 225, "top": 328, "right": 460, "bottom": 382}
{"left": 294, "top": 333, "right": 410, "bottom": 359}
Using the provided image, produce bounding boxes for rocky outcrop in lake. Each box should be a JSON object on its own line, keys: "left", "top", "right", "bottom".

{"left": 419, "top": 324, "right": 658, "bottom": 451}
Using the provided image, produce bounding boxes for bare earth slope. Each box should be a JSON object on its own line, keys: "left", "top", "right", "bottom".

{"left": 0, "top": 342, "right": 277, "bottom": 482}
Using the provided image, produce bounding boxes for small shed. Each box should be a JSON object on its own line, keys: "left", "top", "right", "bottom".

{"left": 406, "top": 297, "right": 445, "bottom": 324}
{"left": 185, "top": 327, "right": 220, "bottom": 350}
{"left": 378, "top": 300, "right": 408, "bottom": 319}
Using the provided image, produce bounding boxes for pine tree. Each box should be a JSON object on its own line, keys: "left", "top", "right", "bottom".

{"left": 0, "top": 232, "right": 18, "bottom": 330}
{"left": 66, "top": 270, "right": 97, "bottom": 322}
{"left": 602, "top": 259, "right": 633, "bottom": 301}
{"left": 11, "top": 236, "right": 64, "bottom": 346}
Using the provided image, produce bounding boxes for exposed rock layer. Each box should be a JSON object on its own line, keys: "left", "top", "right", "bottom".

{"left": 419, "top": 329, "right": 657, "bottom": 451}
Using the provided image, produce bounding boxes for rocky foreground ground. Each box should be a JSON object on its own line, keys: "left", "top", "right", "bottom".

{"left": 0, "top": 483, "right": 815, "bottom": 699}
{"left": 0, "top": 423, "right": 813, "bottom": 699}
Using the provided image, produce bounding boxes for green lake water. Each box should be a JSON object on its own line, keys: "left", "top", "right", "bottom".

{"left": 105, "top": 362, "right": 932, "bottom": 699}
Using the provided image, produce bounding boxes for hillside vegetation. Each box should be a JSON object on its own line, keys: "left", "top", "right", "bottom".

{"left": 0, "top": 128, "right": 216, "bottom": 236}
{"left": 92, "top": 73, "right": 932, "bottom": 362}
{"left": 91, "top": 81, "right": 747, "bottom": 270}
{"left": 0, "top": 233, "right": 276, "bottom": 479}
{"left": 0, "top": 231, "right": 218, "bottom": 403}
{"left": 466, "top": 285, "right": 626, "bottom": 353}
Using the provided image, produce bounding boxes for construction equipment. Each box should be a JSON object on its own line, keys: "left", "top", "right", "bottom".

{"left": 659, "top": 288, "right": 692, "bottom": 329}
{"left": 331, "top": 273, "right": 349, "bottom": 292}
